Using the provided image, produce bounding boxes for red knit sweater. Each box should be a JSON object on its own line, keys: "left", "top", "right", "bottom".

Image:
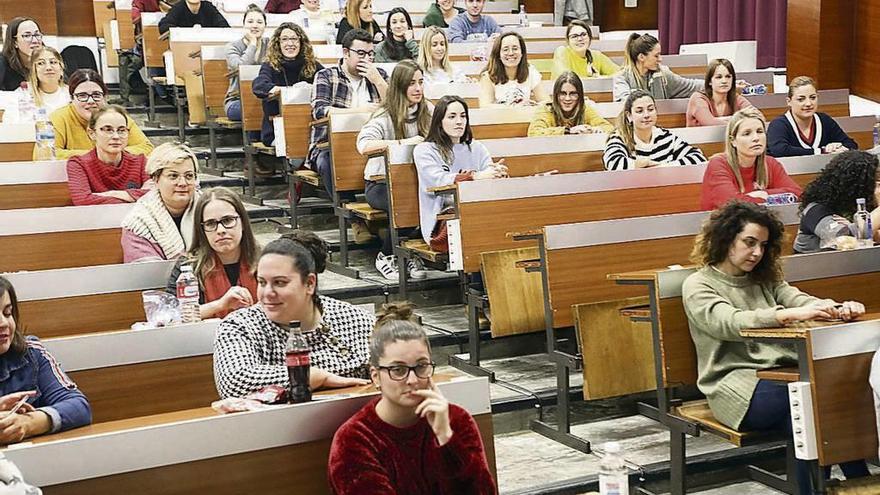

{"left": 700, "top": 154, "right": 803, "bottom": 210}
{"left": 328, "top": 398, "right": 496, "bottom": 495}
{"left": 66, "top": 149, "right": 150, "bottom": 206}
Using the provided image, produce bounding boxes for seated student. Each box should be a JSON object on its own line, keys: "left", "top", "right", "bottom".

{"left": 66, "top": 105, "right": 151, "bottom": 206}
{"left": 0, "top": 277, "right": 91, "bottom": 442}
{"left": 551, "top": 20, "right": 619, "bottom": 80}
{"left": 356, "top": 60, "right": 432, "bottom": 281}
{"left": 213, "top": 233, "right": 374, "bottom": 399}
{"left": 423, "top": 0, "right": 464, "bottom": 28}
{"left": 374, "top": 7, "right": 418, "bottom": 63}
{"left": 27, "top": 47, "right": 70, "bottom": 114}
{"left": 46, "top": 69, "right": 153, "bottom": 160}
{"left": 794, "top": 151, "right": 880, "bottom": 253}
{"left": 310, "top": 29, "right": 388, "bottom": 201}
{"left": 603, "top": 90, "right": 705, "bottom": 171}
{"left": 158, "top": 0, "right": 230, "bottom": 33}
{"left": 417, "top": 27, "right": 467, "bottom": 85}
{"left": 682, "top": 201, "right": 869, "bottom": 495}
{"left": 767, "top": 76, "right": 859, "bottom": 158}
{"left": 686, "top": 58, "right": 753, "bottom": 127}
{"left": 289, "top": 0, "right": 336, "bottom": 28}
{"left": 700, "top": 107, "right": 802, "bottom": 210}
{"left": 529, "top": 71, "right": 613, "bottom": 136}
{"left": 447, "top": 0, "right": 501, "bottom": 43}
{"left": 0, "top": 17, "right": 43, "bottom": 91}
{"left": 328, "top": 302, "right": 496, "bottom": 495}
{"left": 478, "top": 32, "right": 549, "bottom": 107}
{"left": 166, "top": 188, "right": 259, "bottom": 319}
{"left": 253, "top": 22, "right": 323, "bottom": 147}
{"left": 414, "top": 95, "right": 507, "bottom": 253}
{"left": 263, "top": 0, "right": 300, "bottom": 13}
{"left": 337, "top": 0, "right": 383, "bottom": 45}
{"left": 224, "top": 4, "right": 270, "bottom": 122}
{"left": 122, "top": 143, "right": 200, "bottom": 263}
{"left": 612, "top": 33, "right": 701, "bottom": 102}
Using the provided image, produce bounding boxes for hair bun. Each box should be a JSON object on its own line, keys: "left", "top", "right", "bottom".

{"left": 281, "top": 230, "right": 328, "bottom": 274}
{"left": 376, "top": 301, "right": 415, "bottom": 325}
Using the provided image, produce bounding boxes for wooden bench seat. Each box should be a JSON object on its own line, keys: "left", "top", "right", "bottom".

{"left": 673, "top": 400, "right": 758, "bottom": 447}
{"left": 344, "top": 202, "right": 387, "bottom": 221}
{"left": 756, "top": 367, "right": 800, "bottom": 382}
{"left": 403, "top": 239, "right": 447, "bottom": 263}
{"left": 293, "top": 169, "right": 322, "bottom": 186}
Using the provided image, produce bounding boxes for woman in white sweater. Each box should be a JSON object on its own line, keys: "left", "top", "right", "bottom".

{"left": 603, "top": 89, "right": 706, "bottom": 171}
{"left": 413, "top": 95, "right": 507, "bottom": 253}
{"left": 356, "top": 60, "right": 432, "bottom": 280}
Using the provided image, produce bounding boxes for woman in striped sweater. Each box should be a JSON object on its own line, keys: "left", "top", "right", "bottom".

{"left": 603, "top": 90, "right": 706, "bottom": 171}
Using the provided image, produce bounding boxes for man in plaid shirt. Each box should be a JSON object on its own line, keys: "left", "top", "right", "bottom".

{"left": 309, "top": 29, "right": 389, "bottom": 198}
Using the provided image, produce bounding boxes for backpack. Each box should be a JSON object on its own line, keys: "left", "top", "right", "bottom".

{"left": 60, "top": 46, "right": 98, "bottom": 80}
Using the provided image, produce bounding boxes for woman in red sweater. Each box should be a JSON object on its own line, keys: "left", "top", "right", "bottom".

{"left": 66, "top": 105, "right": 150, "bottom": 206}
{"left": 700, "top": 107, "right": 802, "bottom": 210}
{"left": 328, "top": 302, "right": 496, "bottom": 495}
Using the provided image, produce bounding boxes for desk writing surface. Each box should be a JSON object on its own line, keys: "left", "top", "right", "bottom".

{"left": 607, "top": 270, "right": 663, "bottom": 283}
{"left": 740, "top": 313, "right": 880, "bottom": 340}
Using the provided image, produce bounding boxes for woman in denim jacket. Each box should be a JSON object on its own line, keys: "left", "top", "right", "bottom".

{"left": 0, "top": 277, "right": 91, "bottom": 444}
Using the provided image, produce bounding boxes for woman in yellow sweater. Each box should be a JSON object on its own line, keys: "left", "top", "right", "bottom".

{"left": 551, "top": 20, "right": 619, "bottom": 80}
{"left": 528, "top": 71, "right": 612, "bottom": 136}
{"left": 41, "top": 69, "right": 153, "bottom": 160}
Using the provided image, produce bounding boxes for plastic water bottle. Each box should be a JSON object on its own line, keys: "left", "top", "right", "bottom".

{"left": 16, "top": 82, "right": 36, "bottom": 122}
{"left": 518, "top": 4, "right": 528, "bottom": 27}
{"left": 854, "top": 198, "right": 874, "bottom": 248}
{"left": 599, "top": 442, "right": 630, "bottom": 495}
{"left": 285, "top": 322, "right": 311, "bottom": 403}
{"left": 176, "top": 264, "right": 202, "bottom": 323}
{"left": 325, "top": 20, "right": 336, "bottom": 45}
{"left": 872, "top": 115, "right": 879, "bottom": 148}
{"left": 34, "top": 108, "right": 56, "bottom": 161}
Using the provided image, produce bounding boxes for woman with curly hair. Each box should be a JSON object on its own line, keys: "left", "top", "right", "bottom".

{"left": 683, "top": 201, "right": 868, "bottom": 494}
{"left": 252, "top": 22, "right": 323, "bottom": 145}
{"left": 794, "top": 150, "right": 880, "bottom": 253}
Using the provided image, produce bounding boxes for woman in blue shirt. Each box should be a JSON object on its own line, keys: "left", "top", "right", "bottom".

{"left": 0, "top": 277, "right": 91, "bottom": 443}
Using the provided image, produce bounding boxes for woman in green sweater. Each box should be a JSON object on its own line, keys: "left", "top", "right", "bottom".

{"left": 682, "top": 201, "right": 868, "bottom": 494}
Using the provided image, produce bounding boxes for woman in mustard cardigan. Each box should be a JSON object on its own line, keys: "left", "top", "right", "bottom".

{"left": 528, "top": 72, "right": 612, "bottom": 136}
{"left": 42, "top": 69, "right": 153, "bottom": 160}
{"left": 550, "top": 20, "right": 619, "bottom": 80}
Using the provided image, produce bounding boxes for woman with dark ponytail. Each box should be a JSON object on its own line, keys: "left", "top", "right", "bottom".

{"left": 213, "top": 231, "right": 374, "bottom": 399}
{"left": 612, "top": 32, "right": 701, "bottom": 102}
{"left": 328, "top": 302, "right": 496, "bottom": 494}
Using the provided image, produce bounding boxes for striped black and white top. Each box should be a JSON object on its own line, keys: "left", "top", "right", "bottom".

{"left": 603, "top": 126, "right": 706, "bottom": 171}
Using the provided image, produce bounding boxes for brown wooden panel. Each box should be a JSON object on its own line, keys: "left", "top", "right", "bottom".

{"left": 811, "top": 351, "right": 878, "bottom": 466}
{"left": 282, "top": 103, "right": 312, "bottom": 159}
{"left": 524, "top": 0, "right": 554, "bottom": 13}
{"left": 596, "top": 0, "right": 658, "bottom": 32}
{"left": 0, "top": 143, "right": 36, "bottom": 162}
{"left": 93, "top": 0, "right": 116, "bottom": 38}
{"left": 117, "top": 10, "right": 137, "bottom": 50}
{"left": 41, "top": 412, "right": 494, "bottom": 495}
{"left": 2, "top": 0, "right": 59, "bottom": 35}
{"left": 481, "top": 247, "right": 545, "bottom": 337}
{"left": 19, "top": 291, "right": 147, "bottom": 338}
{"left": 0, "top": 183, "right": 72, "bottom": 209}
{"left": 143, "top": 25, "right": 168, "bottom": 68}
{"left": 69, "top": 355, "right": 218, "bottom": 423}
{"left": 388, "top": 163, "right": 420, "bottom": 229}
{"left": 786, "top": 0, "right": 821, "bottom": 88}
{"left": 852, "top": 2, "right": 880, "bottom": 102}
{"left": 202, "top": 59, "right": 230, "bottom": 119}
{"left": 57, "top": 0, "right": 97, "bottom": 36}
{"left": 240, "top": 80, "right": 263, "bottom": 132}
{"left": 471, "top": 122, "right": 530, "bottom": 139}
{"left": 577, "top": 296, "right": 655, "bottom": 400}
{"left": 329, "top": 129, "right": 367, "bottom": 192}
{"left": 0, "top": 229, "right": 123, "bottom": 272}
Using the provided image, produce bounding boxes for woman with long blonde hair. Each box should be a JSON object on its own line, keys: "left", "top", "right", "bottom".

{"left": 27, "top": 46, "right": 69, "bottom": 113}
{"left": 336, "top": 0, "right": 383, "bottom": 45}
{"left": 416, "top": 26, "right": 466, "bottom": 85}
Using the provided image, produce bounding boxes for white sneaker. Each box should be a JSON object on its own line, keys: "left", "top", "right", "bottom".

{"left": 375, "top": 253, "right": 399, "bottom": 280}
{"left": 407, "top": 256, "right": 428, "bottom": 280}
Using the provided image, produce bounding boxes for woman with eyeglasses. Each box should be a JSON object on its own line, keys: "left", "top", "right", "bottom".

{"left": 47, "top": 69, "right": 153, "bottom": 160}
{"left": 66, "top": 105, "right": 151, "bottom": 206}
{"left": 121, "top": 142, "right": 201, "bottom": 263}
{"left": 328, "top": 302, "right": 496, "bottom": 495}
{"left": 26, "top": 46, "right": 69, "bottom": 114}
{"left": 479, "top": 32, "right": 548, "bottom": 107}
{"left": 213, "top": 232, "right": 373, "bottom": 399}
{"left": 165, "top": 188, "right": 259, "bottom": 319}
{"left": 0, "top": 17, "right": 44, "bottom": 91}
{"left": 551, "top": 20, "right": 619, "bottom": 80}
{"left": 529, "top": 71, "right": 612, "bottom": 136}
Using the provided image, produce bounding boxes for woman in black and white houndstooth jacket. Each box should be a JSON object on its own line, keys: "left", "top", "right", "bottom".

{"left": 213, "top": 231, "right": 374, "bottom": 399}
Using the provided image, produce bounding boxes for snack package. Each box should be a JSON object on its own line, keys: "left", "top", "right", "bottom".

{"left": 141, "top": 290, "right": 181, "bottom": 328}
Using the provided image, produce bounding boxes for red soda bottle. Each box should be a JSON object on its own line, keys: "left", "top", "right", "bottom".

{"left": 285, "top": 322, "right": 311, "bottom": 403}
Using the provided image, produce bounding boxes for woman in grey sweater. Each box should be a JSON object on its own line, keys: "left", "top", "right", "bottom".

{"left": 224, "top": 4, "right": 270, "bottom": 121}
{"left": 682, "top": 201, "right": 867, "bottom": 494}
{"left": 611, "top": 32, "right": 701, "bottom": 102}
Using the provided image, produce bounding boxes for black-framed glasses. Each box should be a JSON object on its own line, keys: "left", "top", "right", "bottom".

{"left": 348, "top": 48, "right": 375, "bottom": 58}
{"left": 377, "top": 362, "right": 435, "bottom": 381}
{"left": 568, "top": 32, "right": 590, "bottom": 41}
{"left": 202, "top": 215, "right": 240, "bottom": 232}
{"left": 73, "top": 92, "right": 105, "bottom": 102}
{"left": 18, "top": 32, "right": 43, "bottom": 41}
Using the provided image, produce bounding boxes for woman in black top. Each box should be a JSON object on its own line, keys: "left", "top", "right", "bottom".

{"left": 0, "top": 17, "right": 44, "bottom": 91}
{"left": 336, "top": 0, "right": 384, "bottom": 45}
{"left": 252, "top": 22, "right": 324, "bottom": 146}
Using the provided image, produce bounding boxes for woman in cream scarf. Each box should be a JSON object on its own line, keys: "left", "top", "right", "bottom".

{"left": 122, "top": 143, "right": 201, "bottom": 263}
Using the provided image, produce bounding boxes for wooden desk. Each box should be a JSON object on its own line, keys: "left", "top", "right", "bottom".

{"left": 0, "top": 160, "right": 71, "bottom": 210}
{"left": 0, "top": 124, "right": 37, "bottom": 163}
{"left": 3, "top": 376, "right": 495, "bottom": 495}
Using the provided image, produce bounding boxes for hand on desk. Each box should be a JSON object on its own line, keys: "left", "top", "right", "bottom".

{"left": 826, "top": 300, "right": 865, "bottom": 321}
{"left": 311, "top": 368, "right": 370, "bottom": 390}
{"left": 776, "top": 300, "right": 865, "bottom": 325}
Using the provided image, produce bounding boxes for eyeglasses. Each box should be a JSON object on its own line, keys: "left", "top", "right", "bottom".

{"left": 96, "top": 126, "right": 130, "bottom": 136}
{"left": 568, "top": 32, "right": 590, "bottom": 41}
{"left": 35, "top": 59, "right": 60, "bottom": 68}
{"left": 280, "top": 36, "right": 301, "bottom": 44}
{"left": 349, "top": 48, "right": 375, "bottom": 58}
{"left": 377, "top": 362, "right": 436, "bottom": 381}
{"left": 202, "top": 215, "right": 240, "bottom": 232}
{"left": 18, "top": 32, "right": 43, "bottom": 41}
{"left": 73, "top": 92, "right": 105, "bottom": 103}
{"left": 161, "top": 171, "right": 197, "bottom": 183}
